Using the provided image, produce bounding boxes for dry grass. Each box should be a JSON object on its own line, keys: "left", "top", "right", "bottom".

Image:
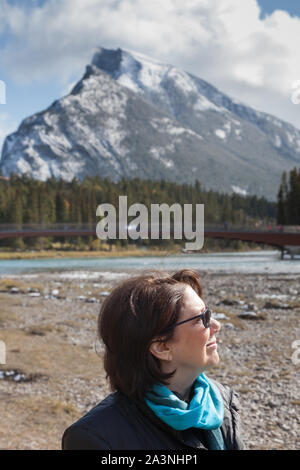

{"left": 278, "top": 369, "right": 291, "bottom": 377}
{"left": 0, "top": 309, "right": 18, "bottom": 326}
{"left": 237, "top": 387, "right": 252, "bottom": 394}
{"left": 24, "top": 324, "right": 64, "bottom": 336}
{"left": 0, "top": 395, "right": 81, "bottom": 450}
{"left": 287, "top": 301, "right": 300, "bottom": 310}
{"left": 0, "top": 248, "right": 172, "bottom": 260}
{"left": 0, "top": 294, "right": 21, "bottom": 326}
{"left": 213, "top": 306, "right": 247, "bottom": 329}
{"left": 0, "top": 326, "right": 108, "bottom": 449}
{"left": 0, "top": 329, "right": 103, "bottom": 379}
{"left": 0, "top": 278, "right": 45, "bottom": 294}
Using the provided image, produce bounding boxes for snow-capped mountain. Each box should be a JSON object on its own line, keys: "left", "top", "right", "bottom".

{"left": 2, "top": 47, "right": 300, "bottom": 200}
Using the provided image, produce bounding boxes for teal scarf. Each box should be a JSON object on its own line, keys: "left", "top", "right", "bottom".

{"left": 145, "top": 373, "right": 224, "bottom": 431}
{"left": 205, "top": 428, "right": 226, "bottom": 450}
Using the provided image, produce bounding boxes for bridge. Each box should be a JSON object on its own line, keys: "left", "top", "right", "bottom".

{"left": 0, "top": 223, "right": 299, "bottom": 258}
{"left": 204, "top": 227, "right": 300, "bottom": 259}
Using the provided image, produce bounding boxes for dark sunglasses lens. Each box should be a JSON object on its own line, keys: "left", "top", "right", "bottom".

{"left": 204, "top": 308, "right": 211, "bottom": 328}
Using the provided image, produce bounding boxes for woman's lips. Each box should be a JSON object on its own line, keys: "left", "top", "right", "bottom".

{"left": 206, "top": 341, "right": 217, "bottom": 349}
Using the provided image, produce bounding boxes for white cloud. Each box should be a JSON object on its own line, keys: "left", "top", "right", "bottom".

{"left": 1, "top": 0, "right": 300, "bottom": 128}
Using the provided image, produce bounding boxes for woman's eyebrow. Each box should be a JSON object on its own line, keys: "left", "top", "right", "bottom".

{"left": 196, "top": 305, "right": 206, "bottom": 314}
{"left": 188, "top": 306, "right": 206, "bottom": 317}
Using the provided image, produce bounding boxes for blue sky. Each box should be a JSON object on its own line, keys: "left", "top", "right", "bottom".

{"left": 1, "top": 0, "right": 300, "bottom": 153}
{"left": 258, "top": 0, "right": 300, "bottom": 18}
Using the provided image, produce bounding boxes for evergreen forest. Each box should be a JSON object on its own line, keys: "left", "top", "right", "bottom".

{"left": 277, "top": 168, "right": 300, "bottom": 225}
{"left": 0, "top": 173, "right": 277, "bottom": 251}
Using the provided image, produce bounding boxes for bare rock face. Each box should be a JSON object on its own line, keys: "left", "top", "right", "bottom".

{"left": 2, "top": 47, "right": 300, "bottom": 199}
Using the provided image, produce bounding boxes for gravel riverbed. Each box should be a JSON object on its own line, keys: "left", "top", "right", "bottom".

{"left": 0, "top": 268, "right": 299, "bottom": 450}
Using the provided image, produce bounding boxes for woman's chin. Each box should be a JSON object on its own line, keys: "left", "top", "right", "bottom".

{"left": 205, "top": 351, "right": 220, "bottom": 367}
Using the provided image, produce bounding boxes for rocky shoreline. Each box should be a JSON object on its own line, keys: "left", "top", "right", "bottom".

{"left": 0, "top": 268, "right": 299, "bottom": 450}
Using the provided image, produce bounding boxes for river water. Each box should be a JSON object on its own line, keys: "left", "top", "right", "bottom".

{"left": 0, "top": 250, "right": 299, "bottom": 276}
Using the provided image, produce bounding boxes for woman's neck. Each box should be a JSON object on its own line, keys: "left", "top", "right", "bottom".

{"left": 167, "top": 369, "right": 203, "bottom": 401}
{"left": 161, "top": 359, "right": 206, "bottom": 401}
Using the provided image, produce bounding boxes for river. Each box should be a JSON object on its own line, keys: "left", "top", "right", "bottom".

{"left": 0, "top": 249, "right": 299, "bottom": 276}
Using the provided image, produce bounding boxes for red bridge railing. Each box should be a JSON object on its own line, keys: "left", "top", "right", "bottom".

{"left": 0, "top": 224, "right": 299, "bottom": 248}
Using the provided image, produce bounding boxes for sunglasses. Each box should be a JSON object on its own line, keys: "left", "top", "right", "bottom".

{"left": 161, "top": 306, "right": 211, "bottom": 334}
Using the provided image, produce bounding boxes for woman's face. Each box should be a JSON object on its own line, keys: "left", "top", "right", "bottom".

{"left": 167, "top": 285, "right": 221, "bottom": 373}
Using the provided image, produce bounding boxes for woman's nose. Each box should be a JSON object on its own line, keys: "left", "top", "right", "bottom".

{"left": 210, "top": 318, "right": 221, "bottom": 333}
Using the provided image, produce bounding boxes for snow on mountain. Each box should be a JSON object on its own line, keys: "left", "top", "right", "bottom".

{"left": 1, "top": 46, "right": 300, "bottom": 200}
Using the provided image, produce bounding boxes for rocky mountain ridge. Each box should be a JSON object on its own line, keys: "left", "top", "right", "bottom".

{"left": 1, "top": 47, "right": 300, "bottom": 200}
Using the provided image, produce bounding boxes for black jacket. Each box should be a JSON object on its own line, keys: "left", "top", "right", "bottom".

{"left": 62, "top": 379, "right": 245, "bottom": 450}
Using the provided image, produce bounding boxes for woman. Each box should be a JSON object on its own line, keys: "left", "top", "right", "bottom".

{"left": 62, "top": 269, "right": 244, "bottom": 450}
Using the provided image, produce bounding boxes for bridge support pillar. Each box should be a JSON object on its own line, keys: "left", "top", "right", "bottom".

{"left": 284, "top": 245, "right": 300, "bottom": 260}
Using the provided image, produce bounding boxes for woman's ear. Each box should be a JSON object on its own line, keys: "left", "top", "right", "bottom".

{"left": 149, "top": 339, "right": 172, "bottom": 362}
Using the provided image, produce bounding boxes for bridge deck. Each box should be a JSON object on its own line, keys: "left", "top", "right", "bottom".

{"left": 0, "top": 225, "right": 299, "bottom": 248}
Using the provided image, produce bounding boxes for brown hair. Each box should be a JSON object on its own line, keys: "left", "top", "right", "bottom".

{"left": 98, "top": 269, "right": 203, "bottom": 400}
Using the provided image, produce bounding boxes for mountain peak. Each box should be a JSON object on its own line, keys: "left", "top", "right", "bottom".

{"left": 92, "top": 47, "right": 172, "bottom": 94}
{"left": 92, "top": 47, "right": 123, "bottom": 75}
{"left": 1, "top": 47, "right": 300, "bottom": 199}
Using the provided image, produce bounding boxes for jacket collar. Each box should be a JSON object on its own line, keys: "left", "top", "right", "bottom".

{"left": 130, "top": 395, "right": 208, "bottom": 450}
